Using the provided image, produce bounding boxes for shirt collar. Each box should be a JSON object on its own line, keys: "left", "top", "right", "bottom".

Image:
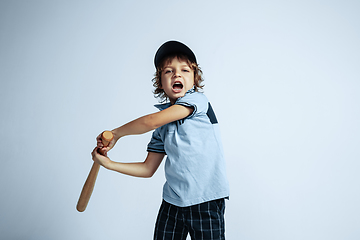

{"left": 154, "top": 87, "right": 195, "bottom": 110}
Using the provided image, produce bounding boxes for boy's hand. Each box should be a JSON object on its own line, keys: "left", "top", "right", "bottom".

{"left": 91, "top": 147, "right": 112, "bottom": 168}
{"left": 96, "top": 131, "right": 117, "bottom": 154}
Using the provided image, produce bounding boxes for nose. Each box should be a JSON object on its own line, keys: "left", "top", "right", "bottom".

{"left": 173, "top": 69, "right": 181, "bottom": 78}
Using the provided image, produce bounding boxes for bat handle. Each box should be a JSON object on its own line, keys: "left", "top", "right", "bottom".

{"left": 101, "top": 130, "right": 114, "bottom": 147}
{"left": 76, "top": 131, "right": 114, "bottom": 212}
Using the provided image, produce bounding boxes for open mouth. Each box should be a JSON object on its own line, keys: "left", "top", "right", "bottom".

{"left": 172, "top": 82, "right": 183, "bottom": 92}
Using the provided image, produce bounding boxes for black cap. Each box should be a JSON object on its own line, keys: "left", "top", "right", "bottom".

{"left": 154, "top": 40, "right": 197, "bottom": 68}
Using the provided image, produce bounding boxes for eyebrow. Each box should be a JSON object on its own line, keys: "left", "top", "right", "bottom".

{"left": 163, "top": 64, "right": 190, "bottom": 68}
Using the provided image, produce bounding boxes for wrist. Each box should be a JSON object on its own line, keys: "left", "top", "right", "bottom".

{"left": 103, "top": 158, "right": 115, "bottom": 170}
{"left": 111, "top": 128, "right": 123, "bottom": 141}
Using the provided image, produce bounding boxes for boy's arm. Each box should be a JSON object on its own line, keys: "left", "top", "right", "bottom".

{"left": 113, "top": 104, "right": 193, "bottom": 138}
{"left": 98, "top": 105, "right": 193, "bottom": 151}
{"left": 93, "top": 105, "right": 190, "bottom": 177}
{"left": 92, "top": 149, "right": 165, "bottom": 178}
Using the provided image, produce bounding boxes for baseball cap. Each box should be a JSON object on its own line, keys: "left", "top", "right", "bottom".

{"left": 154, "top": 40, "right": 197, "bottom": 68}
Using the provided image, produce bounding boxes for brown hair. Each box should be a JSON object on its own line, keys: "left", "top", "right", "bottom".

{"left": 152, "top": 54, "right": 204, "bottom": 102}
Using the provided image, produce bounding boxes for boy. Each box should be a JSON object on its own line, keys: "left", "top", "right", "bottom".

{"left": 92, "top": 40, "right": 230, "bottom": 240}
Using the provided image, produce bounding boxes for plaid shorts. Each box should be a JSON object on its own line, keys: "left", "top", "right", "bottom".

{"left": 154, "top": 198, "right": 226, "bottom": 240}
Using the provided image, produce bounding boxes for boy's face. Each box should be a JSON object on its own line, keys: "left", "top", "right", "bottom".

{"left": 160, "top": 57, "right": 195, "bottom": 104}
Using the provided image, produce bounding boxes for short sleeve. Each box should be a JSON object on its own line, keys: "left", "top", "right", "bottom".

{"left": 147, "top": 128, "right": 166, "bottom": 153}
{"left": 175, "top": 92, "right": 208, "bottom": 119}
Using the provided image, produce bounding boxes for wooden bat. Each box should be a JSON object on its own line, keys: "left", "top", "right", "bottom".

{"left": 76, "top": 131, "right": 114, "bottom": 212}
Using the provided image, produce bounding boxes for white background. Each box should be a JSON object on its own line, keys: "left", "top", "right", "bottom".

{"left": 1, "top": 0, "right": 359, "bottom": 239}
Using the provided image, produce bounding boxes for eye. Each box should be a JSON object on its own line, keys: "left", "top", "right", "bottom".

{"left": 182, "top": 68, "right": 190, "bottom": 72}
{"left": 164, "top": 69, "right": 173, "bottom": 74}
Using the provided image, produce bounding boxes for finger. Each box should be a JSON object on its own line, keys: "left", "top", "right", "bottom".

{"left": 96, "top": 132, "right": 104, "bottom": 142}
{"left": 102, "top": 150, "right": 108, "bottom": 157}
{"left": 91, "top": 147, "right": 98, "bottom": 156}
{"left": 97, "top": 147, "right": 106, "bottom": 156}
{"left": 92, "top": 147, "right": 98, "bottom": 154}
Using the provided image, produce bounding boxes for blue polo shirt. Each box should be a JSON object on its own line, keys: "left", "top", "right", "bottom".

{"left": 147, "top": 89, "right": 230, "bottom": 207}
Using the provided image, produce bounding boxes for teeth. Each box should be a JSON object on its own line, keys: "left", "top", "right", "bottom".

{"left": 173, "top": 82, "right": 183, "bottom": 90}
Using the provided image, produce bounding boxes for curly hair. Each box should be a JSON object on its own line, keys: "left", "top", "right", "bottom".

{"left": 152, "top": 54, "right": 204, "bottom": 102}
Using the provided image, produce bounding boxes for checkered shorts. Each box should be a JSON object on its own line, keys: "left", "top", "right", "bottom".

{"left": 154, "top": 198, "right": 226, "bottom": 240}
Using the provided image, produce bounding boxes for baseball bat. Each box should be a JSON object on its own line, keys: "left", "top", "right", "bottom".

{"left": 76, "top": 131, "right": 114, "bottom": 212}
